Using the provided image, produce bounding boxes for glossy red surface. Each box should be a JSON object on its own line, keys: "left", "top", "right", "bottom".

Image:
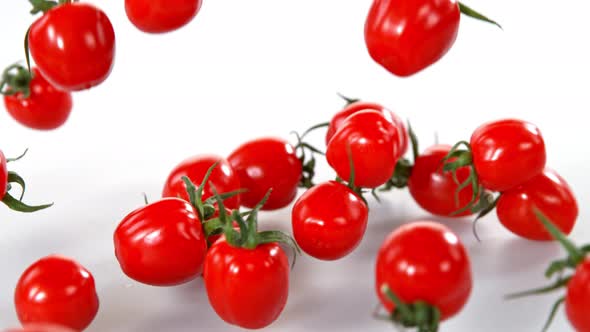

{"left": 125, "top": 0, "right": 202, "bottom": 33}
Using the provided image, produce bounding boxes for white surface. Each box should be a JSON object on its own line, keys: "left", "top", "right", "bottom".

{"left": 1, "top": 0, "right": 589, "bottom": 331}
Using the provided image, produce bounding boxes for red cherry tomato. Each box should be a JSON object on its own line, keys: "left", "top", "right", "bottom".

{"left": 162, "top": 155, "right": 241, "bottom": 209}
{"left": 566, "top": 258, "right": 590, "bottom": 332}
{"left": 28, "top": 3, "right": 115, "bottom": 91}
{"left": 376, "top": 222, "right": 472, "bottom": 320}
{"left": 496, "top": 169, "right": 578, "bottom": 241}
{"left": 0, "top": 150, "right": 7, "bottom": 198}
{"left": 14, "top": 255, "right": 99, "bottom": 331}
{"left": 364, "top": 0, "right": 460, "bottom": 77}
{"left": 228, "top": 137, "right": 302, "bottom": 210}
{"left": 470, "top": 119, "right": 546, "bottom": 192}
{"left": 4, "top": 324, "right": 76, "bottom": 332}
{"left": 408, "top": 145, "right": 474, "bottom": 217}
{"left": 204, "top": 238, "right": 289, "bottom": 329}
{"left": 114, "top": 198, "right": 207, "bottom": 286}
{"left": 326, "top": 101, "right": 408, "bottom": 155}
{"left": 125, "top": 0, "right": 202, "bottom": 33}
{"left": 292, "top": 181, "right": 368, "bottom": 260}
{"left": 327, "top": 110, "right": 399, "bottom": 188}
{"left": 3, "top": 68, "right": 72, "bottom": 130}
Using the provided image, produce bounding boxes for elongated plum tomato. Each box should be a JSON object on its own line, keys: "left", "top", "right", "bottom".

{"left": 114, "top": 198, "right": 207, "bottom": 286}
{"left": 162, "top": 155, "right": 241, "bottom": 209}
{"left": 292, "top": 181, "right": 368, "bottom": 260}
{"left": 28, "top": 3, "right": 115, "bottom": 91}
{"left": 14, "top": 255, "right": 99, "bottom": 331}
{"left": 565, "top": 258, "right": 590, "bottom": 332}
{"left": 228, "top": 137, "right": 301, "bottom": 210}
{"left": 326, "top": 101, "right": 408, "bottom": 155}
{"left": 4, "top": 324, "right": 76, "bottom": 332}
{"left": 376, "top": 222, "right": 472, "bottom": 320}
{"left": 204, "top": 238, "right": 289, "bottom": 329}
{"left": 470, "top": 119, "right": 546, "bottom": 192}
{"left": 125, "top": 0, "right": 203, "bottom": 33}
{"left": 3, "top": 68, "right": 72, "bottom": 130}
{"left": 327, "top": 110, "right": 399, "bottom": 188}
{"left": 0, "top": 150, "right": 7, "bottom": 198}
{"left": 496, "top": 169, "right": 578, "bottom": 241}
{"left": 364, "top": 0, "right": 460, "bottom": 77}
{"left": 408, "top": 145, "right": 474, "bottom": 217}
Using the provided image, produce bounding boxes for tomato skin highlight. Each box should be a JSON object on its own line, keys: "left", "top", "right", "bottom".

{"left": 28, "top": 3, "right": 116, "bottom": 91}
{"left": 470, "top": 119, "right": 546, "bottom": 192}
{"left": 496, "top": 169, "right": 578, "bottom": 241}
{"left": 326, "top": 101, "right": 408, "bottom": 155}
{"left": 14, "top": 255, "right": 99, "bottom": 331}
{"left": 162, "top": 154, "right": 241, "bottom": 209}
{"left": 0, "top": 150, "right": 7, "bottom": 198}
{"left": 228, "top": 137, "right": 302, "bottom": 210}
{"left": 327, "top": 110, "right": 399, "bottom": 188}
{"left": 566, "top": 258, "right": 590, "bottom": 332}
{"left": 3, "top": 68, "right": 72, "bottom": 130}
{"left": 125, "top": 0, "right": 202, "bottom": 33}
{"left": 292, "top": 181, "right": 368, "bottom": 260}
{"left": 364, "top": 0, "right": 460, "bottom": 77}
{"left": 204, "top": 239, "right": 289, "bottom": 329}
{"left": 114, "top": 198, "right": 207, "bottom": 286}
{"left": 375, "top": 222, "right": 472, "bottom": 320}
{"left": 408, "top": 145, "right": 474, "bottom": 217}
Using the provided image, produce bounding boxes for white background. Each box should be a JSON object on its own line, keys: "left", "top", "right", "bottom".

{"left": 1, "top": 0, "right": 589, "bottom": 331}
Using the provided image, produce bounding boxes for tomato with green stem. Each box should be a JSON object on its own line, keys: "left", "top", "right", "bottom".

{"left": 0, "top": 149, "right": 53, "bottom": 212}
{"left": 325, "top": 100, "right": 408, "bottom": 155}
{"left": 162, "top": 154, "right": 241, "bottom": 209}
{"left": 496, "top": 169, "right": 577, "bottom": 241}
{"left": 125, "top": 0, "right": 202, "bottom": 33}
{"left": 27, "top": 1, "right": 115, "bottom": 91}
{"left": 327, "top": 110, "right": 400, "bottom": 188}
{"left": 14, "top": 255, "right": 99, "bottom": 331}
{"left": 203, "top": 188, "right": 299, "bottom": 329}
{"left": 364, "top": 0, "right": 501, "bottom": 77}
{"left": 2, "top": 64, "right": 72, "bottom": 130}
{"left": 375, "top": 222, "right": 472, "bottom": 331}
{"left": 506, "top": 210, "right": 590, "bottom": 332}
{"left": 228, "top": 137, "right": 302, "bottom": 210}
{"left": 292, "top": 180, "right": 368, "bottom": 260}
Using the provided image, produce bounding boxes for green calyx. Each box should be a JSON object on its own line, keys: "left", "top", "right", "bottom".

{"left": 380, "top": 285, "right": 441, "bottom": 332}
{"left": 458, "top": 2, "right": 502, "bottom": 29}
{"left": 293, "top": 123, "right": 329, "bottom": 189}
{"left": 505, "top": 209, "right": 589, "bottom": 332}
{"left": 28, "top": 0, "right": 77, "bottom": 15}
{"left": 0, "top": 63, "right": 34, "bottom": 98}
{"left": 380, "top": 122, "right": 419, "bottom": 191}
{"left": 336, "top": 92, "right": 360, "bottom": 106}
{"left": 2, "top": 149, "right": 53, "bottom": 213}
{"left": 208, "top": 186, "right": 301, "bottom": 268}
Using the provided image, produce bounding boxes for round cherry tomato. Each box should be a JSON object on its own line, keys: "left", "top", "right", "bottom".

{"left": 4, "top": 324, "right": 76, "bottom": 332}
{"left": 1, "top": 150, "right": 7, "bottom": 198}
{"left": 228, "top": 137, "right": 301, "bottom": 210}
{"left": 496, "top": 169, "right": 578, "bottom": 241}
{"left": 364, "top": 0, "right": 460, "bottom": 77}
{"left": 14, "top": 255, "right": 99, "bottom": 331}
{"left": 375, "top": 222, "right": 472, "bottom": 320}
{"left": 3, "top": 68, "right": 72, "bottom": 130}
{"left": 162, "top": 155, "right": 241, "bottom": 209}
{"left": 470, "top": 119, "right": 546, "bottom": 192}
{"left": 114, "top": 198, "right": 207, "bottom": 286}
{"left": 327, "top": 110, "right": 399, "bottom": 188}
{"left": 125, "top": 0, "right": 202, "bottom": 33}
{"left": 325, "top": 101, "right": 408, "bottom": 155}
{"left": 292, "top": 181, "right": 368, "bottom": 260}
{"left": 408, "top": 144, "right": 474, "bottom": 217}
{"left": 28, "top": 3, "right": 115, "bottom": 91}
{"left": 566, "top": 258, "right": 590, "bottom": 332}
{"left": 204, "top": 238, "right": 289, "bottom": 329}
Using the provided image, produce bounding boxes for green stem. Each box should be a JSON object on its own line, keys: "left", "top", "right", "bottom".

{"left": 458, "top": 2, "right": 503, "bottom": 29}
{"left": 2, "top": 193, "right": 53, "bottom": 212}
{"left": 381, "top": 285, "right": 413, "bottom": 319}
{"left": 542, "top": 297, "right": 565, "bottom": 332}
{"left": 534, "top": 208, "right": 584, "bottom": 264}
{"left": 505, "top": 276, "right": 571, "bottom": 300}
{"left": 336, "top": 92, "right": 360, "bottom": 105}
